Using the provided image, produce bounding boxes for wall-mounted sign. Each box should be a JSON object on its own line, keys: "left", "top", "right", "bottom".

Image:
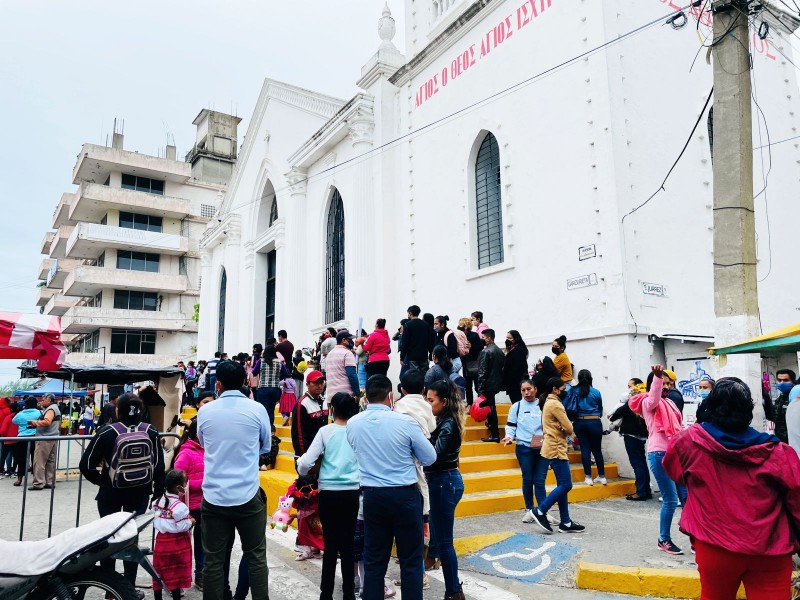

{"left": 567, "top": 273, "right": 598, "bottom": 291}
{"left": 578, "top": 245, "right": 596, "bottom": 261}
{"left": 642, "top": 282, "right": 666, "bottom": 297}
{"left": 46, "top": 259, "right": 58, "bottom": 287}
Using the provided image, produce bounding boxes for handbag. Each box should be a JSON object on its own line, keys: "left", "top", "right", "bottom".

{"left": 529, "top": 435, "right": 544, "bottom": 449}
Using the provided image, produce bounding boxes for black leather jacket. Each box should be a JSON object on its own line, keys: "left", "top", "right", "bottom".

{"left": 424, "top": 414, "right": 461, "bottom": 473}
{"left": 477, "top": 343, "right": 504, "bottom": 394}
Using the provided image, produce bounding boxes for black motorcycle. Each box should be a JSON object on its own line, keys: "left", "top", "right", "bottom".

{"left": 0, "top": 512, "right": 161, "bottom": 600}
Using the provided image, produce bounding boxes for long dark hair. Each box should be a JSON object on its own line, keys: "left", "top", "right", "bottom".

{"left": 507, "top": 330, "right": 528, "bottom": 358}
{"left": 576, "top": 369, "right": 593, "bottom": 398}
{"left": 432, "top": 345, "right": 453, "bottom": 373}
{"left": 703, "top": 377, "right": 754, "bottom": 433}
{"left": 427, "top": 378, "right": 465, "bottom": 436}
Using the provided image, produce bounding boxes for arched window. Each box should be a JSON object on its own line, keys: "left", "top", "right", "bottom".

{"left": 475, "top": 132, "right": 504, "bottom": 269}
{"left": 269, "top": 198, "right": 278, "bottom": 227}
{"left": 325, "top": 190, "right": 345, "bottom": 323}
{"left": 217, "top": 268, "right": 227, "bottom": 352}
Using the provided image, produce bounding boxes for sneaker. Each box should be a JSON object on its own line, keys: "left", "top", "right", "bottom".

{"left": 657, "top": 539, "right": 684, "bottom": 555}
{"left": 354, "top": 575, "right": 360, "bottom": 590}
{"left": 546, "top": 512, "right": 560, "bottom": 526}
{"left": 584, "top": 476, "right": 593, "bottom": 486}
{"left": 522, "top": 509, "right": 535, "bottom": 523}
{"left": 593, "top": 476, "right": 607, "bottom": 485}
{"left": 422, "top": 572, "right": 430, "bottom": 590}
{"left": 558, "top": 521, "right": 586, "bottom": 533}
{"left": 531, "top": 509, "right": 553, "bottom": 534}
{"left": 195, "top": 572, "right": 204, "bottom": 591}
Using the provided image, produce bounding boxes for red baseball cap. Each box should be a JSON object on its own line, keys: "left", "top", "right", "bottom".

{"left": 306, "top": 370, "right": 325, "bottom": 383}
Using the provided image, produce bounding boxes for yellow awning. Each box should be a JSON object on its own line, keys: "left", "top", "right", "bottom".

{"left": 708, "top": 322, "right": 800, "bottom": 357}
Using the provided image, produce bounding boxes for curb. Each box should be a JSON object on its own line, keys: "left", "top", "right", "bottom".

{"left": 576, "top": 562, "right": 745, "bottom": 599}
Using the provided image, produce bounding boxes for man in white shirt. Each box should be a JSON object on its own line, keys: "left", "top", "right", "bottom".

{"left": 198, "top": 360, "right": 271, "bottom": 600}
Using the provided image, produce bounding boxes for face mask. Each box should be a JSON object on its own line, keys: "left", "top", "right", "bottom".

{"left": 558, "top": 390, "right": 567, "bottom": 400}
{"left": 697, "top": 389, "right": 711, "bottom": 400}
{"left": 777, "top": 382, "right": 794, "bottom": 394}
{"left": 552, "top": 347, "right": 559, "bottom": 355}
{"left": 505, "top": 340, "right": 513, "bottom": 349}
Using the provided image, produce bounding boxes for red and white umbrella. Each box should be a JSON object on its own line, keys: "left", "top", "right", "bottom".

{"left": 0, "top": 312, "right": 66, "bottom": 371}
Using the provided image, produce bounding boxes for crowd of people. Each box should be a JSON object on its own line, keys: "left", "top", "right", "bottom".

{"left": 2, "top": 304, "right": 800, "bottom": 599}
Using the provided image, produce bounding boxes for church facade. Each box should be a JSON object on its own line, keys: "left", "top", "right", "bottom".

{"left": 197, "top": 0, "right": 800, "bottom": 403}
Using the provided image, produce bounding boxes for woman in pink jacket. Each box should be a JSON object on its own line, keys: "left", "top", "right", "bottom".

{"left": 363, "top": 318, "right": 391, "bottom": 377}
{"left": 173, "top": 420, "right": 205, "bottom": 590}
{"left": 664, "top": 377, "right": 800, "bottom": 600}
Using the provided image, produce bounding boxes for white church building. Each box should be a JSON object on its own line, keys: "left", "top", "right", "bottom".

{"left": 197, "top": 0, "right": 800, "bottom": 403}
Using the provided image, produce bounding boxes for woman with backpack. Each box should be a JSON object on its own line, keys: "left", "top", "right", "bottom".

{"left": 435, "top": 316, "right": 467, "bottom": 374}
{"left": 79, "top": 393, "right": 165, "bottom": 592}
{"left": 502, "top": 330, "right": 529, "bottom": 404}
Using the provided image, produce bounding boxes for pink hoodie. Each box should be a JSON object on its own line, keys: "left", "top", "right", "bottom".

{"left": 664, "top": 425, "right": 800, "bottom": 555}
{"left": 629, "top": 376, "right": 682, "bottom": 453}
{"left": 173, "top": 438, "right": 204, "bottom": 510}
{"left": 363, "top": 328, "right": 391, "bottom": 363}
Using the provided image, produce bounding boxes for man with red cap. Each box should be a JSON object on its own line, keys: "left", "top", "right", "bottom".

{"left": 291, "top": 370, "right": 329, "bottom": 458}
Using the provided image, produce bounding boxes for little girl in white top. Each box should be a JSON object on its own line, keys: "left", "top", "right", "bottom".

{"left": 151, "top": 469, "right": 194, "bottom": 600}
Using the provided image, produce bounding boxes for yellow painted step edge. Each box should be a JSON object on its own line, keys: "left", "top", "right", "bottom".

{"left": 575, "top": 562, "right": 745, "bottom": 599}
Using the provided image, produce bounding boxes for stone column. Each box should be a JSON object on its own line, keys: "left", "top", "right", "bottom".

{"left": 223, "top": 215, "right": 242, "bottom": 351}
{"left": 285, "top": 167, "right": 309, "bottom": 333}
{"left": 197, "top": 248, "right": 214, "bottom": 358}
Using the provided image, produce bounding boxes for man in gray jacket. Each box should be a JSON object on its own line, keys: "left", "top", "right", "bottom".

{"left": 28, "top": 393, "right": 61, "bottom": 490}
{"left": 477, "top": 329, "right": 504, "bottom": 442}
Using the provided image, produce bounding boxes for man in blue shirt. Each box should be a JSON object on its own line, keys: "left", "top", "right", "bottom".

{"left": 346, "top": 375, "right": 437, "bottom": 600}
{"left": 198, "top": 360, "right": 271, "bottom": 600}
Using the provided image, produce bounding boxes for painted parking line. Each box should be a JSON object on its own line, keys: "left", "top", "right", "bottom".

{"left": 464, "top": 533, "right": 579, "bottom": 584}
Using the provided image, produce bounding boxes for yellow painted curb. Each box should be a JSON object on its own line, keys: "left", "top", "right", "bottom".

{"left": 576, "top": 562, "right": 745, "bottom": 599}
{"left": 453, "top": 531, "right": 515, "bottom": 556}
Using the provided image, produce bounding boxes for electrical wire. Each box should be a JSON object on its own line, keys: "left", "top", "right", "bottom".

{"left": 751, "top": 49, "right": 774, "bottom": 283}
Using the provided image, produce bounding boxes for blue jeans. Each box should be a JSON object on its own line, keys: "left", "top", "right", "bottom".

{"left": 426, "top": 470, "right": 464, "bottom": 595}
{"left": 255, "top": 386, "right": 280, "bottom": 427}
{"left": 363, "top": 485, "right": 424, "bottom": 600}
{"left": 515, "top": 445, "right": 543, "bottom": 510}
{"left": 573, "top": 419, "right": 605, "bottom": 477}
{"left": 534, "top": 457, "right": 572, "bottom": 524}
{"left": 647, "top": 451, "right": 678, "bottom": 542}
{"left": 623, "top": 436, "right": 651, "bottom": 498}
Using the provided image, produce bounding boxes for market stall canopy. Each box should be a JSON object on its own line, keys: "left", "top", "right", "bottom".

{"left": 22, "top": 363, "right": 184, "bottom": 385}
{"left": 708, "top": 322, "right": 800, "bottom": 357}
{"left": 14, "top": 378, "right": 87, "bottom": 397}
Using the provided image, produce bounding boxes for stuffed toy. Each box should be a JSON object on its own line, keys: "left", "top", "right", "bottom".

{"left": 270, "top": 494, "right": 296, "bottom": 532}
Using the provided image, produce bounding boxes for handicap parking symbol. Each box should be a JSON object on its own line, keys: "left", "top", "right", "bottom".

{"left": 464, "top": 533, "right": 579, "bottom": 583}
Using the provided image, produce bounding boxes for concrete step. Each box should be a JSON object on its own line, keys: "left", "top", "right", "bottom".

{"left": 461, "top": 464, "right": 619, "bottom": 494}
{"left": 455, "top": 479, "right": 636, "bottom": 518}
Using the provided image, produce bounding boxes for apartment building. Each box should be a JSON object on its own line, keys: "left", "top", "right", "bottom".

{"left": 37, "top": 110, "right": 240, "bottom": 365}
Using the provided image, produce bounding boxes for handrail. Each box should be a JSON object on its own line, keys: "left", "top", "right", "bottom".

{"left": 2, "top": 431, "right": 181, "bottom": 541}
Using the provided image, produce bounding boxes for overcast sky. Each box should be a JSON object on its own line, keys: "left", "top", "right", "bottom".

{"left": 0, "top": 0, "right": 405, "bottom": 383}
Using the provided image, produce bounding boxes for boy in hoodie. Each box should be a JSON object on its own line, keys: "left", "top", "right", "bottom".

{"left": 664, "top": 377, "right": 800, "bottom": 598}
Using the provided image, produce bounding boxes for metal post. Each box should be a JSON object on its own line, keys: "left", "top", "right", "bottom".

{"left": 75, "top": 438, "right": 85, "bottom": 528}
{"left": 47, "top": 440, "right": 59, "bottom": 537}
{"left": 19, "top": 439, "right": 30, "bottom": 541}
{"left": 711, "top": 0, "right": 764, "bottom": 426}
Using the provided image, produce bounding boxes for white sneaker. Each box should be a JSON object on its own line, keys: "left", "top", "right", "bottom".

{"left": 522, "top": 509, "right": 535, "bottom": 523}
{"left": 547, "top": 512, "right": 560, "bottom": 526}
{"left": 584, "top": 476, "right": 594, "bottom": 486}
{"left": 593, "top": 476, "right": 608, "bottom": 485}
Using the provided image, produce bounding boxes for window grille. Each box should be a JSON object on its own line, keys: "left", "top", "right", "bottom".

{"left": 325, "top": 190, "right": 345, "bottom": 324}
{"left": 475, "top": 133, "right": 504, "bottom": 269}
{"left": 217, "top": 269, "right": 227, "bottom": 352}
{"left": 201, "top": 204, "right": 215, "bottom": 218}
{"left": 269, "top": 199, "right": 279, "bottom": 227}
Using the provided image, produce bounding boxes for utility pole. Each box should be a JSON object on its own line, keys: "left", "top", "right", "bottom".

{"left": 711, "top": 0, "right": 765, "bottom": 428}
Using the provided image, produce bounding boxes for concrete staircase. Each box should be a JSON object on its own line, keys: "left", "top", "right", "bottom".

{"left": 259, "top": 403, "right": 635, "bottom": 517}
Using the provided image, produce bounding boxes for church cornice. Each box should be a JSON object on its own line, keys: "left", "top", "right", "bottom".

{"left": 287, "top": 93, "right": 375, "bottom": 169}
{"left": 389, "top": 0, "right": 499, "bottom": 87}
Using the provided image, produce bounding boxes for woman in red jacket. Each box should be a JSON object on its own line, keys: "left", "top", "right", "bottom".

{"left": 363, "top": 318, "right": 391, "bottom": 378}
{"left": 664, "top": 377, "right": 800, "bottom": 600}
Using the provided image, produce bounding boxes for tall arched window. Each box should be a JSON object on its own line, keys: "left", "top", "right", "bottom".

{"left": 475, "top": 132, "right": 504, "bottom": 269}
{"left": 217, "top": 268, "right": 227, "bottom": 352}
{"left": 269, "top": 198, "right": 278, "bottom": 226}
{"left": 325, "top": 190, "right": 345, "bottom": 323}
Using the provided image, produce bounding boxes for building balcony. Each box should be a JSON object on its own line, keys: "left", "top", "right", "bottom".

{"left": 38, "top": 258, "right": 55, "bottom": 281}
{"left": 49, "top": 225, "right": 75, "bottom": 259}
{"left": 69, "top": 182, "right": 207, "bottom": 222}
{"left": 63, "top": 266, "right": 191, "bottom": 297}
{"left": 46, "top": 258, "right": 84, "bottom": 289}
{"left": 43, "top": 294, "right": 79, "bottom": 317}
{"left": 61, "top": 306, "right": 198, "bottom": 334}
{"left": 52, "top": 193, "right": 76, "bottom": 229}
{"left": 65, "top": 351, "right": 188, "bottom": 367}
{"left": 72, "top": 144, "right": 191, "bottom": 186}
{"left": 40, "top": 232, "right": 55, "bottom": 255}
{"left": 65, "top": 222, "right": 188, "bottom": 260}
{"left": 35, "top": 285, "right": 56, "bottom": 307}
